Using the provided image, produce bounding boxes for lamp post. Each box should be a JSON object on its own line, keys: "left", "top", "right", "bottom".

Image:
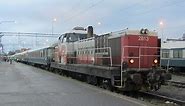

{"left": 0, "top": 34, "right": 3, "bottom": 54}
{"left": 97, "top": 22, "right": 102, "bottom": 34}
{"left": 159, "top": 20, "right": 164, "bottom": 68}
{"left": 52, "top": 18, "right": 57, "bottom": 35}
{"left": 159, "top": 21, "right": 164, "bottom": 41}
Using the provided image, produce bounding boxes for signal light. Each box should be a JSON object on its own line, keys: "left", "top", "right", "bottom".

{"left": 130, "top": 59, "right": 134, "bottom": 64}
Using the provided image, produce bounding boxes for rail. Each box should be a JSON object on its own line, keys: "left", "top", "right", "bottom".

{"left": 167, "top": 80, "right": 185, "bottom": 88}
{"left": 138, "top": 91, "right": 185, "bottom": 106}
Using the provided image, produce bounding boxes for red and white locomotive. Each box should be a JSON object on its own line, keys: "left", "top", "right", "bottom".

{"left": 51, "top": 26, "right": 171, "bottom": 91}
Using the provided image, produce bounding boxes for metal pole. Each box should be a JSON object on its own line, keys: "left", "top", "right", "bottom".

{"left": 161, "top": 28, "right": 164, "bottom": 42}
{"left": 167, "top": 58, "right": 170, "bottom": 72}
{"left": 0, "top": 35, "right": 4, "bottom": 54}
{"left": 139, "top": 47, "right": 141, "bottom": 70}
{"left": 160, "top": 48, "right": 162, "bottom": 68}
{"left": 52, "top": 21, "right": 54, "bottom": 36}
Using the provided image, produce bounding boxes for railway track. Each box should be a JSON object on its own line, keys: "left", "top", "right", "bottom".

{"left": 167, "top": 80, "right": 185, "bottom": 88}
{"left": 172, "top": 72, "right": 185, "bottom": 77}
{"left": 138, "top": 91, "right": 185, "bottom": 106}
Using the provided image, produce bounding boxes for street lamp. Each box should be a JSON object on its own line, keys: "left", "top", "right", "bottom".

{"left": 97, "top": 22, "right": 102, "bottom": 34}
{"left": 52, "top": 18, "right": 57, "bottom": 35}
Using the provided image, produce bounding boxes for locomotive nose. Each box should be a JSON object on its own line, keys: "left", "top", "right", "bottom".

{"left": 130, "top": 73, "right": 142, "bottom": 85}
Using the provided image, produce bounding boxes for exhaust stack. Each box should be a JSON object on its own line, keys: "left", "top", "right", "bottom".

{"left": 87, "top": 26, "right": 93, "bottom": 38}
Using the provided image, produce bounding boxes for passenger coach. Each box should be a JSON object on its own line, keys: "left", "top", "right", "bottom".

{"left": 161, "top": 39, "right": 185, "bottom": 71}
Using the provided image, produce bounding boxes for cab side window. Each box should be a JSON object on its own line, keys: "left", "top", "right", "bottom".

{"left": 62, "top": 34, "right": 67, "bottom": 43}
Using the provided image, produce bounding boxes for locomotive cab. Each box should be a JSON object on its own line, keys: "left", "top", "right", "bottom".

{"left": 58, "top": 27, "right": 88, "bottom": 65}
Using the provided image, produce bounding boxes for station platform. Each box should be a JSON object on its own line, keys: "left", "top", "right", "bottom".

{"left": 0, "top": 62, "right": 148, "bottom": 106}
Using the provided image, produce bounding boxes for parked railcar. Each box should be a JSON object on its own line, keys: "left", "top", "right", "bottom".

{"left": 161, "top": 40, "right": 185, "bottom": 72}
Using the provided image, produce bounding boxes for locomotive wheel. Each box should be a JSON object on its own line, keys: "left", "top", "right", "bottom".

{"left": 58, "top": 70, "right": 63, "bottom": 75}
{"left": 145, "top": 82, "right": 161, "bottom": 91}
{"left": 87, "top": 75, "right": 97, "bottom": 85}
{"left": 101, "top": 79, "right": 114, "bottom": 91}
{"left": 153, "top": 82, "right": 161, "bottom": 91}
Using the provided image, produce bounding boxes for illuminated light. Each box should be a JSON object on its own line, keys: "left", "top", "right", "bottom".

{"left": 53, "top": 18, "right": 57, "bottom": 22}
{"left": 154, "top": 59, "right": 158, "bottom": 64}
{"left": 159, "top": 21, "right": 163, "bottom": 26}
{"left": 91, "top": 57, "right": 94, "bottom": 61}
{"left": 130, "top": 59, "right": 134, "bottom": 64}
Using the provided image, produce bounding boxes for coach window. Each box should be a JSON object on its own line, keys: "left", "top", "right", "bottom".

{"left": 40, "top": 51, "right": 43, "bottom": 57}
{"left": 173, "top": 49, "right": 182, "bottom": 58}
{"left": 162, "top": 49, "right": 169, "bottom": 58}
{"left": 62, "top": 34, "right": 68, "bottom": 43}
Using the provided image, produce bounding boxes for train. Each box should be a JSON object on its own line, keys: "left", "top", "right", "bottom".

{"left": 12, "top": 26, "right": 171, "bottom": 91}
{"left": 161, "top": 39, "right": 185, "bottom": 72}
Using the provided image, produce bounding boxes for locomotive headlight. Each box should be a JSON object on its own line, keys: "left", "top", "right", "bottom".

{"left": 130, "top": 59, "right": 134, "bottom": 64}
{"left": 91, "top": 57, "right": 94, "bottom": 62}
{"left": 154, "top": 59, "right": 158, "bottom": 64}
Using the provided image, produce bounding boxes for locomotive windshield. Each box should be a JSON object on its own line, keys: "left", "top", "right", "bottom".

{"left": 59, "top": 33, "right": 87, "bottom": 43}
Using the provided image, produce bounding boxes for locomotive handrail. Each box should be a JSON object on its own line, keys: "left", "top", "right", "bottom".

{"left": 67, "top": 47, "right": 113, "bottom": 66}
{"left": 140, "top": 54, "right": 160, "bottom": 57}
{"left": 121, "top": 45, "right": 160, "bottom": 49}
{"left": 121, "top": 46, "right": 160, "bottom": 69}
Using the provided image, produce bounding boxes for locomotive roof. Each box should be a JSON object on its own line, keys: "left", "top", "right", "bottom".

{"left": 107, "top": 29, "right": 157, "bottom": 39}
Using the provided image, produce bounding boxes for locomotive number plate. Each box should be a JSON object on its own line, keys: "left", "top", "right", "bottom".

{"left": 138, "top": 36, "right": 149, "bottom": 41}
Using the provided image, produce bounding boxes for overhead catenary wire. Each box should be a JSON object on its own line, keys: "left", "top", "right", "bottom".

{"left": 132, "top": 0, "right": 185, "bottom": 16}
{"left": 61, "top": 0, "right": 181, "bottom": 29}
{"left": 62, "top": 0, "right": 105, "bottom": 24}
{"left": 61, "top": 0, "right": 83, "bottom": 18}
{"left": 95, "top": 0, "right": 185, "bottom": 30}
